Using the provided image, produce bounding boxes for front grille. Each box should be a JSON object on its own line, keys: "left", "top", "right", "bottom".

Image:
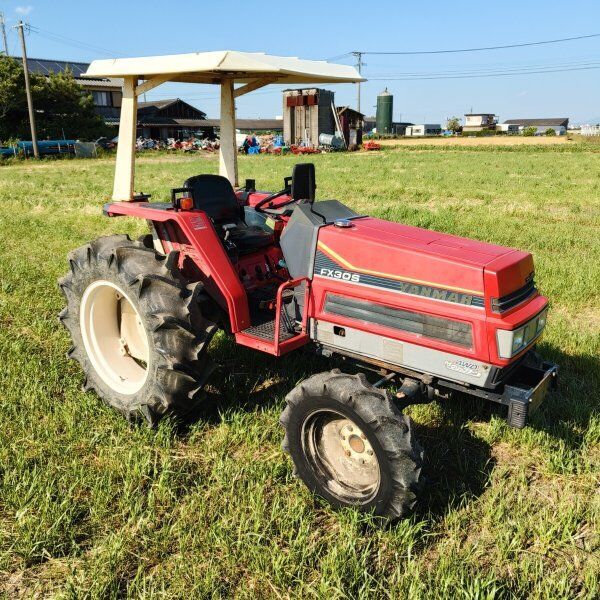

{"left": 491, "top": 279, "right": 537, "bottom": 313}
{"left": 324, "top": 294, "right": 473, "bottom": 348}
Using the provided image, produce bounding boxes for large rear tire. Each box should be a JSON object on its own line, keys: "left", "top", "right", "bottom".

{"left": 280, "top": 370, "right": 423, "bottom": 520}
{"left": 58, "top": 235, "right": 217, "bottom": 425}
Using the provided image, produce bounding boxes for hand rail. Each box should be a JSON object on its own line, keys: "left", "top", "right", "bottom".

{"left": 274, "top": 276, "right": 310, "bottom": 355}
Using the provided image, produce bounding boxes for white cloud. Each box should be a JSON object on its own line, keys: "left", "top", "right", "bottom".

{"left": 516, "top": 91, "right": 528, "bottom": 98}
{"left": 15, "top": 5, "right": 34, "bottom": 16}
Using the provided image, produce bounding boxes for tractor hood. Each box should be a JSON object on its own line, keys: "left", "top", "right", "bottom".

{"left": 315, "top": 217, "right": 534, "bottom": 310}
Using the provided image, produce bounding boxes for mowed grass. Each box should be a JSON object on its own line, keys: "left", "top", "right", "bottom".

{"left": 0, "top": 145, "right": 598, "bottom": 598}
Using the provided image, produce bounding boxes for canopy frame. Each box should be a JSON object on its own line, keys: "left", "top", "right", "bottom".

{"left": 87, "top": 51, "right": 364, "bottom": 201}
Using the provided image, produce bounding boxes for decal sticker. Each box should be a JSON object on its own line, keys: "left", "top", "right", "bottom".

{"left": 189, "top": 215, "right": 207, "bottom": 230}
{"left": 314, "top": 250, "right": 485, "bottom": 308}
{"left": 318, "top": 268, "right": 360, "bottom": 283}
{"left": 444, "top": 359, "right": 481, "bottom": 378}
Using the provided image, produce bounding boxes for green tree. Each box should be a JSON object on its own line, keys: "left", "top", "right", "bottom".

{"left": 0, "top": 56, "right": 108, "bottom": 143}
{"left": 522, "top": 126, "right": 537, "bottom": 137}
{"left": 544, "top": 127, "right": 557, "bottom": 136}
{"left": 446, "top": 116, "right": 462, "bottom": 133}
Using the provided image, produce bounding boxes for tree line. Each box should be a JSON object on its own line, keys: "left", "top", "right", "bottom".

{"left": 0, "top": 56, "right": 110, "bottom": 143}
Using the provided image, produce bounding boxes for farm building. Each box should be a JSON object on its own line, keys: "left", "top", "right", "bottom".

{"left": 495, "top": 123, "right": 520, "bottom": 134}
{"left": 390, "top": 122, "right": 414, "bottom": 136}
{"left": 336, "top": 106, "right": 364, "bottom": 146}
{"left": 503, "top": 118, "right": 569, "bottom": 135}
{"left": 581, "top": 124, "right": 600, "bottom": 136}
{"left": 15, "top": 57, "right": 122, "bottom": 122}
{"left": 136, "top": 99, "right": 210, "bottom": 139}
{"left": 405, "top": 124, "right": 442, "bottom": 137}
{"left": 463, "top": 113, "right": 498, "bottom": 132}
{"left": 282, "top": 88, "right": 336, "bottom": 146}
{"left": 363, "top": 118, "right": 413, "bottom": 135}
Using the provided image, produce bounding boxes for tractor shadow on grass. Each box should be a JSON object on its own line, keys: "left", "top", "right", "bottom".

{"left": 181, "top": 338, "right": 598, "bottom": 519}
{"left": 183, "top": 339, "right": 496, "bottom": 519}
{"left": 526, "top": 345, "right": 600, "bottom": 450}
{"left": 186, "top": 343, "right": 335, "bottom": 426}
{"left": 412, "top": 412, "right": 495, "bottom": 521}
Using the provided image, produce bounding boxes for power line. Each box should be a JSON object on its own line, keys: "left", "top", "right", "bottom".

{"left": 27, "top": 24, "right": 127, "bottom": 57}
{"left": 326, "top": 52, "right": 352, "bottom": 62}
{"left": 366, "top": 57, "right": 600, "bottom": 78}
{"left": 353, "top": 32, "right": 600, "bottom": 56}
{"left": 368, "top": 63, "right": 600, "bottom": 81}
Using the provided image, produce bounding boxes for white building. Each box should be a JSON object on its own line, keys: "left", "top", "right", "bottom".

{"left": 581, "top": 125, "right": 600, "bottom": 136}
{"left": 503, "top": 118, "right": 569, "bottom": 135}
{"left": 405, "top": 124, "right": 442, "bottom": 137}
{"left": 463, "top": 113, "right": 497, "bottom": 132}
{"left": 496, "top": 123, "right": 520, "bottom": 134}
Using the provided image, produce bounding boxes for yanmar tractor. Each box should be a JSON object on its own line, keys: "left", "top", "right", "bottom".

{"left": 59, "top": 52, "right": 557, "bottom": 519}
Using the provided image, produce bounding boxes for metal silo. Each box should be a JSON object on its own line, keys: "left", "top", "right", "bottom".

{"left": 376, "top": 88, "right": 393, "bottom": 134}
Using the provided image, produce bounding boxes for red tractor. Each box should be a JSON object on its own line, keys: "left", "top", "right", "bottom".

{"left": 59, "top": 162, "right": 557, "bottom": 519}
{"left": 59, "top": 51, "right": 557, "bottom": 519}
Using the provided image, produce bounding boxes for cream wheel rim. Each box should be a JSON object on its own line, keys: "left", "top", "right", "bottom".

{"left": 80, "top": 280, "right": 149, "bottom": 394}
{"left": 302, "top": 409, "right": 380, "bottom": 503}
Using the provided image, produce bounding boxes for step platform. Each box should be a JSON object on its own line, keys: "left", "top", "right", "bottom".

{"left": 235, "top": 277, "right": 310, "bottom": 356}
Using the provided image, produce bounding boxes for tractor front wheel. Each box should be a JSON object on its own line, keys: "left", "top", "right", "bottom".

{"left": 58, "top": 235, "right": 217, "bottom": 425}
{"left": 280, "top": 370, "right": 423, "bottom": 520}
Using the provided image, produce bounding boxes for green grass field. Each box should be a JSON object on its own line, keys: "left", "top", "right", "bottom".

{"left": 0, "top": 145, "right": 598, "bottom": 598}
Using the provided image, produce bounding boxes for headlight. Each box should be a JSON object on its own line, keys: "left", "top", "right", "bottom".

{"left": 497, "top": 308, "right": 548, "bottom": 359}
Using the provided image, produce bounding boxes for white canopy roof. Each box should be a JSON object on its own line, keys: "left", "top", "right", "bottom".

{"left": 102, "top": 51, "right": 364, "bottom": 201}
{"left": 85, "top": 50, "right": 364, "bottom": 84}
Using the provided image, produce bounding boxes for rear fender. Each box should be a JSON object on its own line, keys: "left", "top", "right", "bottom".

{"left": 104, "top": 202, "right": 250, "bottom": 331}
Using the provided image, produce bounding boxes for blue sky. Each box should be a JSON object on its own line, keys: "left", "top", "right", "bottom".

{"left": 2, "top": 0, "right": 600, "bottom": 124}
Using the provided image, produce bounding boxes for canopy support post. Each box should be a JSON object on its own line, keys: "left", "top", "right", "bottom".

{"left": 112, "top": 76, "right": 138, "bottom": 201}
{"left": 219, "top": 78, "right": 238, "bottom": 186}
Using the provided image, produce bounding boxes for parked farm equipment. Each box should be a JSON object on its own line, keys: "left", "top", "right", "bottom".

{"left": 0, "top": 139, "right": 76, "bottom": 158}
{"left": 59, "top": 51, "right": 557, "bottom": 520}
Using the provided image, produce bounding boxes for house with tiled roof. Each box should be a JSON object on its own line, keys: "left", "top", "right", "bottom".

{"left": 16, "top": 57, "right": 123, "bottom": 121}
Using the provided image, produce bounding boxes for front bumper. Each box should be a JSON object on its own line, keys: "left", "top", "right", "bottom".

{"left": 503, "top": 358, "right": 558, "bottom": 428}
{"left": 436, "top": 351, "right": 558, "bottom": 428}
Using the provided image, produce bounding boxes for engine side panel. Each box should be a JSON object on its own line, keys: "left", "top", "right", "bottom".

{"left": 313, "top": 320, "right": 495, "bottom": 387}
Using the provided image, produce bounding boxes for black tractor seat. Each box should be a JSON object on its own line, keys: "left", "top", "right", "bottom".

{"left": 183, "top": 174, "right": 274, "bottom": 254}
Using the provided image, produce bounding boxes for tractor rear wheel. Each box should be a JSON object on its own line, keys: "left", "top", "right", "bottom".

{"left": 280, "top": 370, "right": 423, "bottom": 520}
{"left": 58, "top": 235, "right": 217, "bottom": 425}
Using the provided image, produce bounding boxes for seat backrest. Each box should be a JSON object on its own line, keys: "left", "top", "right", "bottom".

{"left": 183, "top": 174, "right": 241, "bottom": 222}
{"left": 291, "top": 162, "right": 316, "bottom": 202}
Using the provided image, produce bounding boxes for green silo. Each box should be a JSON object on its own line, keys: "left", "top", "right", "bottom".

{"left": 376, "top": 88, "right": 393, "bottom": 134}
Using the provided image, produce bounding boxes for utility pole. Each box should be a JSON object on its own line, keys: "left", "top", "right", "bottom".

{"left": 15, "top": 21, "right": 39, "bottom": 158}
{"left": 0, "top": 12, "right": 8, "bottom": 55}
{"left": 351, "top": 51, "right": 364, "bottom": 113}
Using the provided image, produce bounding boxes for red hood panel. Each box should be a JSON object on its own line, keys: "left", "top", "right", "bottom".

{"left": 317, "top": 217, "right": 518, "bottom": 296}
{"left": 484, "top": 251, "right": 535, "bottom": 299}
{"left": 354, "top": 218, "right": 513, "bottom": 263}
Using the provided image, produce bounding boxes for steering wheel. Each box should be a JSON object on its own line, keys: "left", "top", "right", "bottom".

{"left": 254, "top": 177, "right": 302, "bottom": 215}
